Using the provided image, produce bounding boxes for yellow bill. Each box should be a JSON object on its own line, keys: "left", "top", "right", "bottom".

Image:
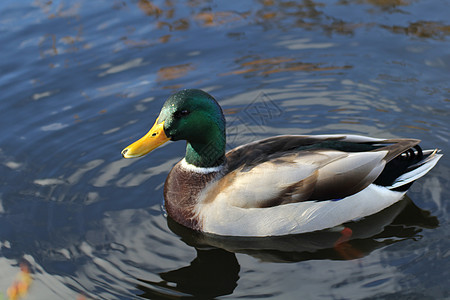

{"left": 121, "top": 118, "right": 170, "bottom": 158}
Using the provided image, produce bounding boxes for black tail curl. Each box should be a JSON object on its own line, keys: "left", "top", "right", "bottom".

{"left": 374, "top": 145, "right": 424, "bottom": 190}
{"left": 400, "top": 145, "right": 423, "bottom": 163}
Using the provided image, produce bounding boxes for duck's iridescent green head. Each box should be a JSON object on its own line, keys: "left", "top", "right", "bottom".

{"left": 122, "top": 89, "right": 226, "bottom": 167}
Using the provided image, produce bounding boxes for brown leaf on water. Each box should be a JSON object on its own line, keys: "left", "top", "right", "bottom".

{"left": 138, "top": 0, "right": 163, "bottom": 17}
{"left": 262, "top": 12, "right": 277, "bottom": 20}
{"left": 223, "top": 108, "right": 241, "bottom": 115}
{"left": 366, "top": 0, "right": 411, "bottom": 8}
{"left": 195, "top": 11, "right": 247, "bottom": 27}
{"left": 401, "top": 125, "right": 429, "bottom": 131}
{"left": 242, "top": 57, "right": 294, "bottom": 66}
{"left": 381, "top": 21, "right": 450, "bottom": 39}
{"left": 173, "top": 18, "right": 190, "bottom": 30}
{"left": 156, "top": 18, "right": 189, "bottom": 31}
{"left": 340, "top": 120, "right": 361, "bottom": 124}
{"left": 159, "top": 34, "right": 171, "bottom": 43}
{"left": 262, "top": 0, "right": 275, "bottom": 5}
{"left": 222, "top": 56, "right": 351, "bottom": 76}
{"left": 162, "top": 84, "right": 184, "bottom": 90}
{"left": 329, "top": 108, "right": 350, "bottom": 112}
{"left": 157, "top": 64, "right": 194, "bottom": 81}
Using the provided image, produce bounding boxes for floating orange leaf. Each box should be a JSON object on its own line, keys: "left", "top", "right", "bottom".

{"left": 194, "top": 11, "right": 245, "bottom": 27}
{"left": 138, "top": 0, "right": 162, "bottom": 17}
{"left": 262, "top": 12, "right": 277, "bottom": 19}
{"left": 6, "top": 263, "right": 32, "bottom": 300}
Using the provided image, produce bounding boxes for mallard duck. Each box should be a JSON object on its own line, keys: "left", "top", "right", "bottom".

{"left": 121, "top": 89, "right": 442, "bottom": 237}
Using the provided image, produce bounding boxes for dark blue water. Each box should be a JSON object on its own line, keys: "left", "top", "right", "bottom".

{"left": 0, "top": 1, "right": 449, "bottom": 299}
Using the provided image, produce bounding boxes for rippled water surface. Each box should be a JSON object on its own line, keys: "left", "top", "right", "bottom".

{"left": 1, "top": 1, "right": 449, "bottom": 299}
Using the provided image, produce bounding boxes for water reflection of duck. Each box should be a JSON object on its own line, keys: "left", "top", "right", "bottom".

{"left": 166, "top": 196, "right": 438, "bottom": 262}
{"left": 122, "top": 89, "right": 441, "bottom": 237}
{"left": 135, "top": 198, "right": 438, "bottom": 299}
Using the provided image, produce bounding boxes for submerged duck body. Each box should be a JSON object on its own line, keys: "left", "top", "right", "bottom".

{"left": 122, "top": 89, "right": 442, "bottom": 237}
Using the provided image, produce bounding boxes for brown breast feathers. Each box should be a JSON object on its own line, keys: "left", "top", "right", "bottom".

{"left": 164, "top": 162, "right": 222, "bottom": 230}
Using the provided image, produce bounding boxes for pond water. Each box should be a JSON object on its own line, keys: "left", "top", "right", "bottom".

{"left": 0, "top": 0, "right": 449, "bottom": 299}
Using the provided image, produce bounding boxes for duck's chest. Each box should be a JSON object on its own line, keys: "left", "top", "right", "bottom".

{"left": 163, "top": 163, "right": 221, "bottom": 230}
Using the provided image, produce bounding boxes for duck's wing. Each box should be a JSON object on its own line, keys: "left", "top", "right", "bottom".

{"left": 201, "top": 135, "right": 421, "bottom": 208}
{"left": 225, "top": 134, "right": 419, "bottom": 170}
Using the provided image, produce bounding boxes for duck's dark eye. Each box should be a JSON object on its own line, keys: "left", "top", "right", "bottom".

{"left": 174, "top": 109, "right": 190, "bottom": 119}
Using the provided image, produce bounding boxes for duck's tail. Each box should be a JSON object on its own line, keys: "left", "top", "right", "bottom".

{"left": 386, "top": 149, "right": 442, "bottom": 191}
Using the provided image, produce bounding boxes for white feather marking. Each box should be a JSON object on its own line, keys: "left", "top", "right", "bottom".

{"left": 388, "top": 153, "right": 442, "bottom": 189}
{"left": 197, "top": 184, "right": 405, "bottom": 237}
{"left": 180, "top": 158, "right": 224, "bottom": 174}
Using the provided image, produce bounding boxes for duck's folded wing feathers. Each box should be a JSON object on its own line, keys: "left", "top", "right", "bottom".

{"left": 309, "top": 150, "right": 388, "bottom": 200}
{"left": 201, "top": 149, "right": 389, "bottom": 208}
{"left": 207, "top": 135, "right": 423, "bottom": 209}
